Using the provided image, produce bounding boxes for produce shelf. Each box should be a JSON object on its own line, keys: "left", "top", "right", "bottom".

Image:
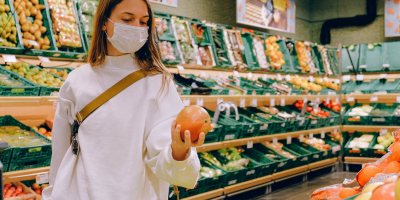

{"left": 342, "top": 125, "right": 400, "bottom": 132}
{"left": 343, "top": 93, "right": 400, "bottom": 103}
{"left": 223, "top": 175, "right": 272, "bottom": 194}
{"left": 271, "top": 165, "right": 309, "bottom": 180}
{"left": 308, "top": 158, "right": 338, "bottom": 170}
{"left": 344, "top": 157, "right": 379, "bottom": 164}
{"left": 3, "top": 166, "right": 50, "bottom": 182}
{"left": 181, "top": 188, "right": 224, "bottom": 200}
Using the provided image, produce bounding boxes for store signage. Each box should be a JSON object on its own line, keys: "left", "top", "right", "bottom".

{"left": 252, "top": 98, "right": 257, "bottom": 107}
{"left": 286, "top": 135, "right": 291, "bottom": 144}
{"left": 150, "top": 0, "right": 177, "bottom": 7}
{"left": 237, "top": 0, "right": 296, "bottom": 33}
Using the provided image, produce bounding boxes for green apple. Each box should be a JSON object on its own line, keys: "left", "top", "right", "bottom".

{"left": 378, "top": 136, "right": 386, "bottom": 144}
{"left": 363, "top": 182, "right": 384, "bottom": 193}
{"left": 355, "top": 192, "right": 372, "bottom": 200}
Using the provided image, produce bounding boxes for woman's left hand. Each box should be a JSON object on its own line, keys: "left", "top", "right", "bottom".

{"left": 170, "top": 119, "right": 213, "bottom": 161}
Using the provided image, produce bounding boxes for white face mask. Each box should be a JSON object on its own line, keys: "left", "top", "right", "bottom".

{"left": 105, "top": 19, "right": 149, "bottom": 53}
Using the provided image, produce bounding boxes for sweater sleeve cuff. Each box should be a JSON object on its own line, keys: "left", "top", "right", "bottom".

{"left": 169, "top": 146, "right": 193, "bottom": 170}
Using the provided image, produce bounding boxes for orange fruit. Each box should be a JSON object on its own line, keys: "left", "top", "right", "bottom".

{"left": 339, "top": 188, "right": 357, "bottom": 199}
{"left": 176, "top": 105, "right": 211, "bottom": 142}
{"left": 378, "top": 153, "right": 396, "bottom": 170}
{"left": 38, "top": 128, "right": 47, "bottom": 135}
{"left": 311, "top": 191, "right": 325, "bottom": 200}
{"left": 374, "top": 173, "right": 384, "bottom": 179}
{"left": 392, "top": 143, "right": 400, "bottom": 161}
{"left": 357, "top": 165, "right": 382, "bottom": 187}
{"left": 352, "top": 186, "right": 361, "bottom": 192}
{"left": 383, "top": 161, "right": 400, "bottom": 174}
{"left": 370, "top": 182, "right": 396, "bottom": 200}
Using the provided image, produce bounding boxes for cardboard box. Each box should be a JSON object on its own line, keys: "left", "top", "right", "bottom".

{"left": 3, "top": 181, "right": 39, "bottom": 200}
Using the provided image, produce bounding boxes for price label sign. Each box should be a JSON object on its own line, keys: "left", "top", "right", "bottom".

{"left": 27, "top": 40, "right": 39, "bottom": 47}
{"left": 2, "top": 55, "right": 16, "bottom": 63}
{"left": 247, "top": 72, "right": 253, "bottom": 79}
{"left": 334, "top": 129, "right": 337, "bottom": 134}
{"left": 270, "top": 98, "right": 275, "bottom": 107}
{"left": 217, "top": 98, "right": 224, "bottom": 105}
{"left": 380, "top": 74, "right": 387, "bottom": 79}
{"left": 252, "top": 98, "right": 257, "bottom": 107}
{"left": 356, "top": 74, "right": 364, "bottom": 81}
{"left": 380, "top": 129, "right": 388, "bottom": 136}
{"left": 280, "top": 98, "right": 285, "bottom": 106}
{"left": 177, "top": 65, "right": 185, "bottom": 71}
{"left": 382, "top": 63, "right": 390, "bottom": 68}
{"left": 234, "top": 70, "right": 240, "bottom": 77}
{"left": 347, "top": 97, "right": 355, "bottom": 102}
{"left": 332, "top": 145, "right": 341, "bottom": 153}
{"left": 359, "top": 65, "right": 367, "bottom": 69}
{"left": 277, "top": 74, "right": 282, "bottom": 81}
{"left": 287, "top": 135, "right": 292, "bottom": 144}
{"left": 247, "top": 140, "right": 253, "bottom": 149}
{"left": 229, "top": 90, "right": 234, "bottom": 96}
{"left": 53, "top": 101, "right": 58, "bottom": 110}
{"left": 295, "top": 75, "right": 299, "bottom": 78}
{"left": 236, "top": 79, "right": 241, "bottom": 86}
{"left": 309, "top": 76, "right": 314, "bottom": 82}
{"left": 196, "top": 98, "right": 204, "bottom": 106}
{"left": 285, "top": 74, "right": 291, "bottom": 81}
{"left": 343, "top": 75, "right": 351, "bottom": 82}
{"left": 36, "top": 173, "right": 49, "bottom": 184}
{"left": 323, "top": 77, "right": 329, "bottom": 81}
{"left": 38, "top": 56, "right": 51, "bottom": 63}
{"left": 299, "top": 134, "right": 304, "bottom": 142}
{"left": 183, "top": 99, "right": 190, "bottom": 107}
{"left": 200, "top": 71, "right": 207, "bottom": 77}
{"left": 326, "top": 98, "right": 330, "bottom": 104}
{"left": 370, "top": 96, "right": 378, "bottom": 102}
{"left": 316, "top": 98, "right": 320, "bottom": 103}
{"left": 321, "top": 131, "right": 325, "bottom": 138}
{"left": 335, "top": 97, "right": 339, "bottom": 103}
{"left": 397, "top": 96, "right": 400, "bottom": 103}
{"left": 273, "top": 137, "right": 278, "bottom": 144}
{"left": 240, "top": 98, "right": 245, "bottom": 108}
{"left": 334, "top": 79, "right": 340, "bottom": 84}
{"left": 219, "top": 73, "right": 224, "bottom": 78}
{"left": 262, "top": 74, "right": 267, "bottom": 81}
{"left": 309, "top": 133, "right": 313, "bottom": 139}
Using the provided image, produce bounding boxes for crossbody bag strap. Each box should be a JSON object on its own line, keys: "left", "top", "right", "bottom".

{"left": 70, "top": 70, "right": 146, "bottom": 154}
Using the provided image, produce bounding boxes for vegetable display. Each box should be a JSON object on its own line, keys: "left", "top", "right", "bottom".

{"left": 252, "top": 36, "right": 269, "bottom": 69}
{"left": 348, "top": 134, "right": 374, "bottom": 149}
{"left": 322, "top": 100, "right": 341, "bottom": 112}
{"left": 348, "top": 105, "right": 373, "bottom": 117}
{"left": 79, "top": 0, "right": 97, "bottom": 41}
{"left": 0, "top": 1, "right": 17, "bottom": 48}
{"left": 262, "top": 141, "right": 296, "bottom": 159}
{"left": 191, "top": 24, "right": 204, "bottom": 44}
{"left": 155, "top": 17, "right": 168, "bottom": 37}
{"left": 0, "top": 126, "right": 48, "bottom": 147}
{"left": 3, "top": 183, "right": 33, "bottom": 199}
{"left": 159, "top": 41, "right": 176, "bottom": 61}
{"left": 200, "top": 166, "right": 222, "bottom": 178}
{"left": 0, "top": 73, "right": 24, "bottom": 86}
{"left": 315, "top": 77, "right": 339, "bottom": 90}
{"left": 304, "top": 137, "right": 331, "bottom": 151}
{"left": 289, "top": 76, "right": 322, "bottom": 92}
{"left": 375, "top": 132, "right": 394, "bottom": 149}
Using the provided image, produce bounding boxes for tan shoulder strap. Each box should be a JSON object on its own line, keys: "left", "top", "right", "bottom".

{"left": 76, "top": 70, "right": 146, "bottom": 124}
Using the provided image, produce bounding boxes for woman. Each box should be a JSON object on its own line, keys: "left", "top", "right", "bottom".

{"left": 42, "top": 0, "right": 209, "bottom": 199}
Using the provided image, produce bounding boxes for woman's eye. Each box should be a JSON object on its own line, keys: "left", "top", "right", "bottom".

{"left": 141, "top": 21, "right": 147, "bottom": 25}
{"left": 123, "top": 19, "right": 131, "bottom": 22}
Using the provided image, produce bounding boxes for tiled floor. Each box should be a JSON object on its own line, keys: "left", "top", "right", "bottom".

{"left": 249, "top": 172, "right": 358, "bottom": 200}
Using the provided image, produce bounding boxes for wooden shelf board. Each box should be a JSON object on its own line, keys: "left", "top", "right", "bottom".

{"left": 342, "top": 125, "right": 400, "bottom": 133}
{"left": 3, "top": 167, "right": 50, "bottom": 182}
{"left": 309, "top": 158, "right": 338, "bottom": 170}
{"left": 223, "top": 175, "right": 272, "bottom": 194}
{"left": 344, "top": 157, "right": 379, "bottom": 164}
{"left": 0, "top": 97, "right": 42, "bottom": 107}
{"left": 272, "top": 165, "right": 309, "bottom": 180}
{"left": 181, "top": 188, "right": 224, "bottom": 200}
{"left": 343, "top": 93, "right": 400, "bottom": 103}
{"left": 197, "top": 126, "right": 340, "bottom": 152}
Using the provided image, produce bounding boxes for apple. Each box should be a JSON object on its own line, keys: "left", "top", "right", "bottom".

{"left": 363, "top": 182, "right": 384, "bottom": 193}
{"left": 355, "top": 192, "right": 372, "bottom": 200}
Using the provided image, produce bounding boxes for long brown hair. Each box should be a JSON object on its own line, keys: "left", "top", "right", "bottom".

{"left": 88, "top": 0, "right": 171, "bottom": 97}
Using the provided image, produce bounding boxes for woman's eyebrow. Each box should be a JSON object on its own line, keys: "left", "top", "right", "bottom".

{"left": 121, "top": 12, "right": 149, "bottom": 18}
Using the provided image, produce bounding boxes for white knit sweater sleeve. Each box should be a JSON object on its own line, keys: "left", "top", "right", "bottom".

{"left": 144, "top": 78, "right": 200, "bottom": 189}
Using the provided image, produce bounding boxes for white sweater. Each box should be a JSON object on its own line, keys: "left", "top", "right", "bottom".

{"left": 42, "top": 54, "right": 200, "bottom": 200}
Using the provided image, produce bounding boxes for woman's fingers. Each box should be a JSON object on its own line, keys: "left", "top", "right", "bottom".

{"left": 193, "top": 133, "right": 205, "bottom": 147}
{"left": 210, "top": 124, "right": 214, "bottom": 131}
{"left": 184, "top": 130, "right": 191, "bottom": 148}
{"left": 173, "top": 124, "right": 181, "bottom": 143}
{"left": 171, "top": 119, "right": 176, "bottom": 135}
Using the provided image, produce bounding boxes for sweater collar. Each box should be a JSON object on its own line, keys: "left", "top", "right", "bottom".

{"left": 102, "top": 54, "right": 140, "bottom": 71}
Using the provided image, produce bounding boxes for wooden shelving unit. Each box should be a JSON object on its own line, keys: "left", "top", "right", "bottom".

{"left": 181, "top": 189, "right": 224, "bottom": 200}
{"left": 342, "top": 125, "right": 400, "bottom": 133}
{"left": 343, "top": 93, "right": 400, "bottom": 103}
{"left": 3, "top": 167, "right": 50, "bottom": 182}
{"left": 344, "top": 157, "right": 379, "bottom": 164}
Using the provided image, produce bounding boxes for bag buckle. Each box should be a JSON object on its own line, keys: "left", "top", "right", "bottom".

{"left": 70, "top": 120, "right": 80, "bottom": 155}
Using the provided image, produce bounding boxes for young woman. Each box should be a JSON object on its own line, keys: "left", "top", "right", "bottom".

{"left": 42, "top": 0, "right": 210, "bottom": 199}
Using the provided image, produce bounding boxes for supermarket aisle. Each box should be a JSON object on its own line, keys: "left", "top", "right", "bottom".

{"left": 249, "top": 172, "right": 357, "bottom": 200}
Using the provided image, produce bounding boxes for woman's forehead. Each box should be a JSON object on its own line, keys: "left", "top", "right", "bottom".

{"left": 113, "top": 0, "right": 149, "bottom": 16}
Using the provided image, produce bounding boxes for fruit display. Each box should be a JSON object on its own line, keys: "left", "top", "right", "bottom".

{"left": 79, "top": 0, "right": 97, "bottom": 41}
{"left": 4, "top": 62, "right": 64, "bottom": 87}
{"left": 43, "top": 67, "right": 69, "bottom": 80}
{"left": 293, "top": 100, "right": 330, "bottom": 119}
{"left": 31, "top": 126, "right": 51, "bottom": 139}
{"left": 348, "top": 105, "right": 373, "bottom": 117}
{"left": 370, "top": 108, "right": 391, "bottom": 116}
{"left": 374, "top": 132, "right": 395, "bottom": 150}
{"left": 190, "top": 24, "right": 204, "bottom": 44}
{"left": 225, "top": 30, "right": 247, "bottom": 71}
{"left": 265, "top": 36, "right": 284, "bottom": 70}
{"left": 303, "top": 137, "right": 331, "bottom": 151}
{"left": 198, "top": 46, "right": 213, "bottom": 66}
{"left": 199, "top": 147, "right": 250, "bottom": 171}
{"left": 252, "top": 36, "right": 269, "bottom": 69}
{"left": 48, "top": 0, "right": 82, "bottom": 48}
{"left": 200, "top": 166, "right": 222, "bottom": 178}
{"left": 159, "top": 41, "right": 176, "bottom": 61}
{"left": 14, "top": 0, "right": 50, "bottom": 50}
{"left": 315, "top": 77, "right": 339, "bottom": 90}
{"left": 211, "top": 28, "right": 231, "bottom": 67}
{"left": 155, "top": 17, "right": 168, "bottom": 37}
{"left": 0, "top": 125, "right": 48, "bottom": 147}
{"left": 318, "top": 45, "right": 334, "bottom": 76}
{"left": 176, "top": 105, "right": 211, "bottom": 142}
{"left": 261, "top": 141, "right": 296, "bottom": 159}
{"left": 180, "top": 42, "right": 197, "bottom": 64}
{"left": 0, "top": 2, "right": 18, "bottom": 48}
{"left": 256, "top": 106, "right": 299, "bottom": 121}
{"left": 322, "top": 100, "right": 341, "bottom": 112}
{"left": 3, "top": 183, "right": 34, "bottom": 199}
{"left": 0, "top": 73, "right": 25, "bottom": 86}
{"left": 289, "top": 76, "right": 322, "bottom": 92}
{"left": 27, "top": 182, "right": 48, "bottom": 196}
{"left": 347, "top": 134, "right": 374, "bottom": 149}
{"left": 295, "top": 41, "right": 311, "bottom": 72}
{"left": 173, "top": 18, "right": 190, "bottom": 42}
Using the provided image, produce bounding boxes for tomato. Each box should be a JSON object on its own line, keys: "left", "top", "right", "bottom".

{"left": 327, "top": 104, "right": 332, "bottom": 109}
{"left": 298, "top": 100, "right": 303, "bottom": 104}
{"left": 300, "top": 103, "right": 304, "bottom": 108}
{"left": 311, "top": 111, "right": 316, "bottom": 115}
{"left": 333, "top": 105, "right": 340, "bottom": 111}
{"left": 295, "top": 103, "right": 300, "bottom": 108}
{"left": 323, "top": 101, "right": 329, "bottom": 107}
{"left": 306, "top": 107, "right": 312, "bottom": 112}
{"left": 325, "top": 112, "right": 330, "bottom": 117}
{"left": 318, "top": 107, "right": 321, "bottom": 111}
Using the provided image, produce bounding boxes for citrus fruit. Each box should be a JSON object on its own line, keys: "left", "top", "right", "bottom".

{"left": 383, "top": 161, "right": 400, "bottom": 174}
{"left": 392, "top": 143, "right": 400, "bottom": 161}
{"left": 357, "top": 165, "right": 382, "bottom": 187}
{"left": 374, "top": 173, "right": 384, "bottom": 179}
{"left": 378, "top": 153, "right": 396, "bottom": 171}
{"left": 370, "top": 182, "right": 396, "bottom": 200}
{"left": 339, "top": 188, "right": 358, "bottom": 199}
{"left": 176, "top": 105, "right": 211, "bottom": 142}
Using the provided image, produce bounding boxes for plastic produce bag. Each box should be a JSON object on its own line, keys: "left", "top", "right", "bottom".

{"left": 310, "top": 184, "right": 344, "bottom": 200}
{"left": 80, "top": 0, "right": 97, "bottom": 15}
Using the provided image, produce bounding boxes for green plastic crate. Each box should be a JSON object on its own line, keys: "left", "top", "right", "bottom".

{"left": 257, "top": 78, "right": 302, "bottom": 95}
{"left": 285, "top": 105, "right": 322, "bottom": 130}
{"left": 359, "top": 44, "right": 383, "bottom": 73}
{"left": 225, "top": 114, "right": 259, "bottom": 139}
{"left": 190, "top": 21, "right": 213, "bottom": 46}
{"left": 285, "top": 40, "right": 304, "bottom": 74}
{"left": 368, "top": 135, "right": 388, "bottom": 158}
{"left": 273, "top": 105, "right": 305, "bottom": 132}
{"left": 206, "top": 109, "right": 242, "bottom": 141}
{"left": 343, "top": 103, "right": 375, "bottom": 125}
{"left": 252, "top": 143, "right": 290, "bottom": 173}
{"left": 204, "top": 124, "right": 222, "bottom": 144}
{"left": 174, "top": 81, "right": 191, "bottom": 95}
{"left": 264, "top": 36, "right": 288, "bottom": 73}
{"left": 368, "top": 103, "right": 398, "bottom": 126}
{"left": 343, "top": 80, "right": 377, "bottom": 94}
{"left": 240, "top": 147, "right": 276, "bottom": 178}
{"left": 277, "top": 106, "right": 310, "bottom": 131}
{"left": 323, "top": 108, "right": 340, "bottom": 127}
{"left": 327, "top": 47, "right": 340, "bottom": 76}
{"left": 344, "top": 132, "right": 376, "bottom": 157}
{"left": 323, "top": 139, "right": 340, "bottom": 158}
{"left": 211, "top": 27, "right": 233, "bottom": 68}
{"left": 154, "top": 11, "right": 176, "bottom": 42}
{"left": 199, "top": 158, "right": 226, "bottom": 192}
{"left": 371, "top": 78, "right": 400, "bottom": 94}
{"left": 184, "top": 74, "right": 229, "bottom": 95}
{"left": 341, "top": 80, "right": 353, "bottom": 93}
{"left": 161, "top": 41, "right": 183, "bottom": 66}
{"left": 293, "top": 139, "right": 324, "bottom": 163}
{"left": 280, "top": 141, "right": 313, "bottom": 166}
{"left": 312, "top": 45, "right": 326, "bottom": 75}
{"left": 0, "top": 116, "right": 52, "bottom": 164}
{"left": 7, "top": 156, "right": 50, "bottom": 172}
{"left": 381, "top": 41, "right": 400, "bottom": 72}
{"left": 236, "top": 107, "right": 272, "bottom": 136}
{"left": 342, "top": 45, "right": 360, "bottom": 74}
{"left": 240, "top": 32, "right": 261, "bottom": 71}
{"left": 0, "top": 70, "right": 40, "bottom": 96}
{"left": 0, "top": 0, "right": 25, "bottom": 54}
{"left": 243, "top": 107, "right": 288, "bottom": 134}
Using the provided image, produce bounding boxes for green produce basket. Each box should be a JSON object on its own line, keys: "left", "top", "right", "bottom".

{"left": 274, "top": 105, "right": 306, "bottom": 132}
{"left": 190, "top": 20, "right": 213, "bottom": 46}
{"left": 341, "top": 45, "right": 360, "bottom": 74}
{"left": 241, "top": 32, "right": 261, "bottom": 71}
{"left": 154, "top": 11, "right": 176, "bottom": 42}
{"left": 381, "top": 41, "right": 400, "bottom": 72}
{"left": 205, "top": 109, "right": 242, "bottom": 141}
{"left": 368, "top": 103, "right": 398, "bottom": 126}
{"left": 323, "top": 139, "right": 340, "bottom": 158}
{"left": 343, "top": 103, "right": 374, "bottom": 125}
{"left": 284, "top": 40, "right": 304, "bottom": 74}
{"left": 204, "top": 123, "right": 222, "bottom": 144}
{"left": 184, "top": 74, "right": 229, "bottom": 95}
{"left": 239, "top": 80, "right": 277, "bottom": 95}
{"left": 7, "top": 156, "right": 51, "bottom": 172}
{"left": 252, "top": 143, "right": 294, "bottom": 171}
{"left": 327, "top": 47, "right": 340, "bottom": 76}
{"left": 343, "top": 80, "right": 377, "bottom": 94}
{"left": 244, "top": 107, "right": 287, "bottom": 134}
{"left": 293, "top": 139, "right": 325, "bottom": 163}
{"left": 358, "top": 44, "right": 383, "bottom": 73}
{"left": 43, "top": 67, "right": 74, "bottom": 75}
{"left": 236, "top": 107, "right": 272, "bottom": 136}
{"left": 368, "top": 135, "right": 389, "bottom": 158}
{"left": 312, "top": 45, "right": 326, "bottom": 75}
{"left": 278, "top": 106, "right": 310, "bottom": 131}
{"left": 257, "top": 78, "right": 302, "bottom": 95}
{"left": 168, "top": 185, "right": 178, "bottom": 200}
{"left": 240, "top": 147, "right": 276, "bottom": 178}
{"left": 371, "top": 78, "right": 400, "bottom": 94}
{"left": 225, "top": 114, "right": 260, "bottom": 139}
{"left": 211, "top": 27, "right": 233, "bottom": 68}
{"left": 0, "top": 115, "right": 52, "bottom": 164}
{"left": 161, "top": 41, "right": 183, "bottom": 66}
{"left": 0, "top": 70, "right": 40, "bottom": 96}
{"left": 341, "top": 80, "right": 353, "bottom": 93}
{"left": 264, "top": 37, "right": 288, "bottom": 73}
{"left": 0, "top": 0, "right": 26, "bottom": 55}
{"left": 344, "top": 132, "right": 376, "bottom": 157}
{"left": 280, "top": 141, "right": 313, "bottom": 166}
{"left": 174, "top": 81, "right": 191, "bottom": 95}
{"left": 199, "top": 158, "right": 226, "bottom": 193}
{"left": 286, "top": 105, "right": 322, "bottom": 130}
{"left": 322, "top": 108, "right": 340, "bottom": 127}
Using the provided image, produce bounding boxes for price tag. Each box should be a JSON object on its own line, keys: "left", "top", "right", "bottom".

{"left": 2, "top": 55, "right": 16, "bottom": 63}
{"left": 183, "top": 99, "right": 190, "bottom": 106}
{"left": 380, "top": 74, "right": 387, "bottom": 79}
{"left": 217, "top": 98, "right": 224, "bottom": 105}
{"left": 287, "top": 135, "right": 292, "bottom": 144}
{"left": 309, "top": 76, "right": 314, "bottom": 82}
{"left": 240, "top": 98, "right": 245, "bottom": 108}
{"left": 347, "top": 97, "right": 354, "bottom": 102}
{"left": 304, "top": 98, "right": 308, "bottom": 104}
{"left": 273, "top": 137, "right": 278, "bottom": 144}
{"left": 200, "top": 71, "right": 207, "bottom": 77}
{"left": 334, "top": 129, "right": 337, "bottom": 134}
{"left": 36, "top": 173, "right": 49, "bottom": 184}
{"left": 236, "top": 79, "right": 241, "bottom": 86}
{"left": 332, "top": 145, "right": 341, "bottom": 153}
{"left": 397, "top": 96, "right": 400, "bottom": 103}
{"left": 247, "top": 140, "right": 253, "bottom": 149}
{"left": 285, "top": 74, "right": 291, "bottom": 81}
{"left": 234, "top": 70, "right": 240, "bottom": 77}
{"left": 334, "top": 79, "right": 340, "bottom": 84}
{"left": 177, "top": 65, "right": 185, "bottom": 70}
{"left": 380, "top": 129, "right": 388, "bottom": 136}
{"left": 299, "top": 134, "right": 304, "bottom": 142}
{"left": 196, "top": 98, "right": 204, "bottom": 106}
{"left": 38, "top": 56, "right": 51, "bottom": 63}
{"left": 309, "top": 133, "right": 313, "bottom": 139}
{"left": 280, "top": 98, "right": 285, "bottom": 106}
{"left": 359, "top": 65, "right": 367, "bottom": 69}
{"left": 262, "top": 74, "right": 267, "bottom": 81}
{"left": 247, "top": 72, "right": 253, "bottom": 79}
{"left": 265, "top": 93, "right": 271, "bottom": 96}
{"left": 252, "top": 98, "right": 257, "bottom": 107}
{"left": 219, "top": 73, "right": 224, "bottom": 78}
{"left": 370, "top": 96, "right": 378, "bottom": 102}
{"left": 53, "top": 101, "right": 58, "bottom": 110}
{"left": 276, "top": 74, "right": 282, "bottom": 81}
{"left": 356, "top": 74, "right": 364, "bottom": 81}
{"left": 321, "top": 131, "right": 325, "bottom": 138}
{"left": 0, "top": 38, "right": 4, "bottom": 42}
{"left": 27, "top": 40, "right": 39, "bottom": 47}
{"left": 326, "top": 98, "right": 330, "bottom": 104}
{"left": 295, "top": 75, "right": 299, "bottom": 78}
{"left": 316, "top": 98, "right": 320, "bottom": 103}
{"left": 382, "top": 63, "right": 390, "bottom": 68}
{"left": 343, "top": 75, "right": 351, "bottom": 82}
{"left": 323, "top": 77, "right": 329, "bottom": 81}
{"left": 50, "top": 92, "right": 59, "bottom": 96}
{"left": 229, "top": 90, "right": 234, "bottom": 96}
{"left": 270, "top": 98, "right": 275, "bottom": 107}
{"left": 335, "top": 97, "right": 339, "bottom": 103}
{"left": 346, "top": 65, "right": 353, "bottom": 69}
